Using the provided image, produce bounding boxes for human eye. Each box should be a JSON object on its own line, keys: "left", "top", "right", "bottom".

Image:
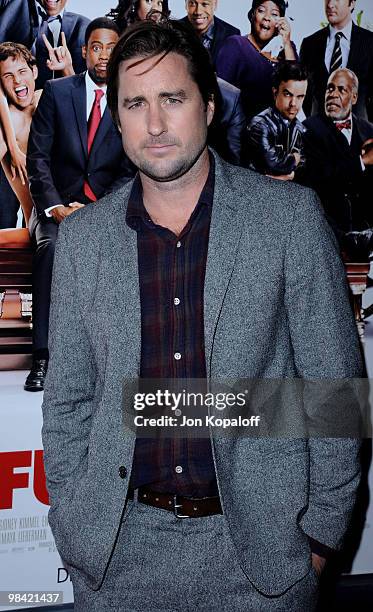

{"left": 163, "top": 98, "right": 181, "bottom": 107}
{"left": 128, "top": 101, "right": 144, "bottom": 110}
{"left": 92, "top": 45, "right": 101, "bottom": 52}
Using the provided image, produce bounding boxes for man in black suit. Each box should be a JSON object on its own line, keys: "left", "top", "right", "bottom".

{"left": 0, "top": 0, "right": 89, "bottom": 89}
{"left": 180, "top": 0, "right": 240, "bottom": 68}
{"left": 299, "top": 68, "right": 373, "bottom": 260}
{"left": 25, "top": 17, "right": 135, "bottom": 392}
{"left": 300, "top": 0, "right": 373, "bottom": 121}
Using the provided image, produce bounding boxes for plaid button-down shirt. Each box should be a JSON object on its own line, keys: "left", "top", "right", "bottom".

{"left": 127, "top": 157, "right": 219, "bottom": 497}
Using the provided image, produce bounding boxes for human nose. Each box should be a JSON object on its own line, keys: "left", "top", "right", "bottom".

{"left": 99, "top": 47, "right": 109, "bottom": 60}
{"left": 147, "top": 103, "right": 167, "bottom": 136}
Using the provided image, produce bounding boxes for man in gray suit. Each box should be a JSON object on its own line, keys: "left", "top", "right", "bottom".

{"left": 42, "top": 19, "right": 363, "bottom": 612}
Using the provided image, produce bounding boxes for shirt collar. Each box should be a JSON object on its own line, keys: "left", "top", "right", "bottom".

{"left": 329, "top": 20, "right": 353, "bottom": 43}
{"left": 85, "top": 70, "right": 107, "bottom": 95}
{"left": 333, "top": 112, "right": 353, "bottom": 128}
{"left": 126, "top": 153, "right": 215, "bottom": 230}
{"left": 202, "top": 18, "right": 215, "bottom": 41}
{"left": 273, "top": 106, "right": 299, "bottom": 127}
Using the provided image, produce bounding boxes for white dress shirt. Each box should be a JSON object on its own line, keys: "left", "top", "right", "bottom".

{"left": 85, "top": 71, "right": 107, "bottom": 120}
{"left": 325, "top": 21, "right": 353, "bottom": 72}
{"left": 334, "top": 114, "right": 366, "bottom": 170}
{"left": 45, "top": 72, "right": 107, "bottom": 216}
{"left": 335, "top": 113, "right": 353, "bottom": 145}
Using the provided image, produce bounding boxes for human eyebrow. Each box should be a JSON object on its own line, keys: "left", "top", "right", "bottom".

{"left": 159, "top": 90, "right": 188, "bottom": 100}
{"left": 122, "top": 95, "right": 146, "bottom": 107}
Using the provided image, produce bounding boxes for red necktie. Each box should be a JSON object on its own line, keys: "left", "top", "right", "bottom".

{"left": 335, "top": 119, "right": 352, "bottom": 131}
{"left": 84, "top": 89, "right": 105, "bottom": 202}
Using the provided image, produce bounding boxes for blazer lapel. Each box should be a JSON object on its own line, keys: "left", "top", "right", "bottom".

{"left": 59, "top": 12, "right": 74, "bottom": 43}
{"left": 71, "top": 75, "right": 88, "bottom": 158}
{"left": 347, "top": 23, "right": 362, "bottom": 72}
{"left": 318, "top": 27, "right": 329, "bottom": 77}
{"left": 204, "top": 153, "right": 244, "bottom": 374}
{"left": 326, "top": 116, "right": 354, "bottom": 156}
{"left": 105, "top": 188, "right": 141, "bottom": 368}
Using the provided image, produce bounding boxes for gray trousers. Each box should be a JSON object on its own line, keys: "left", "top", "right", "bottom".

{"left": 72, "top": 496, "right": 319, "bottom": 612}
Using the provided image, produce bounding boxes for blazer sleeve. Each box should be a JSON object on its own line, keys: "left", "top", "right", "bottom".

{"left": 41, "top": 218, "right": 97, "bottom": 510}
{"left": 284, "top": 188, "right": 363, "bottom": 551}
{"left": 27, "top": 81, "right": 63, "bottom": 215}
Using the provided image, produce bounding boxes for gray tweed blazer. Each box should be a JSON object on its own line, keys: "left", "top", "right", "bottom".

{"left": 42, "top": 151, "right": 363, "bottom": 596}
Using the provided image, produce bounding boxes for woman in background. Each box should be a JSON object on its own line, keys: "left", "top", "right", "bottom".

{"left": 216, "top": 0, "right": 297, "bottom": 121}
{"left": 108, "top": 0, "right": 170, "bottom": 31}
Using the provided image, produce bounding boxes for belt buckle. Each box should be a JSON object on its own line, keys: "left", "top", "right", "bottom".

{"left": 173, "top": 494, "right": 190, "bottom": 518}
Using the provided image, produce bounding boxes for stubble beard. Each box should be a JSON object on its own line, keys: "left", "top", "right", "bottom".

{"left": 126, "top": 140, "right": 208, "bottom": 183}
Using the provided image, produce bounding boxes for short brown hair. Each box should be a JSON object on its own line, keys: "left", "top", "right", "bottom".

{"left": 106, "top": 19, "right": 218, "bottom": 125}
{"left": 0, "top": 42, "right": 36, "bottom": 70}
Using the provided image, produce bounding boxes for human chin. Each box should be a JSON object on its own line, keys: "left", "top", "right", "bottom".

{"left": 89, "top": 68, "right": 107, "bottom": 84}
{"left": 135, "top": 147, "right": 203, "bottom": 182}
{"left": 42, "top": 0, "right": 62, "bottom": 16}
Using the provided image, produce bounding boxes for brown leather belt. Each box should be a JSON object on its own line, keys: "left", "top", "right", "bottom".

{"left": 127, "top": 486, "right": 223, "bottom": 518}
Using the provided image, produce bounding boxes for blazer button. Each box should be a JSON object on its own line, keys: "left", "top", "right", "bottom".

{"left": 119, "top": 466, "right": 127, "bottom": 479}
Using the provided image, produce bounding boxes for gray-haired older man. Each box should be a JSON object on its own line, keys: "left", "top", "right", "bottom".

{"left": 41, "top": 19, "right": 363, "bottom": 612}
{"left": 301, "top": 67, "right": 373, "bottom": 259}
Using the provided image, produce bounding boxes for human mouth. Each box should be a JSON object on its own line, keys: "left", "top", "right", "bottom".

{"left": 326, "top": 101, "right": 340, "bottom": 109}
{"left": 15, "top": 85, "right": 28, "bottom": 99}
{"left": 145, "top": 143, "right": 176, "bottom": 154}
{"left": 193, "top": 17, "right": 207, "bottom": 24}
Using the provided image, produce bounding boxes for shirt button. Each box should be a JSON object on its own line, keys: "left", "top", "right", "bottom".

{"left": 174, "top": 352, "right": 181, "bottom": 360}
{"left": 174, "top": 408, "right": 182, "bottom": 417}
{"left": 174, "top": 297, "right": 180, "bottom": 306}
{"left": 175, "top": 465, "right": 183, "bottom": 474}
{"left": 176, "top": 241, "right": 181, "bottom": 248}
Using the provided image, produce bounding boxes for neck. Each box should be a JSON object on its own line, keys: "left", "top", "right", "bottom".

{"left": 331, "top": 16, "right": 352, "bottom": 32}
{"left": 248, "top": 32, "right": 265, "bottom": 51}
{"left": 10, "top": 98, "right": 35, "bottom": 116}
{"left": 140, "top": 147, "right": 210, "bottom": 236}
